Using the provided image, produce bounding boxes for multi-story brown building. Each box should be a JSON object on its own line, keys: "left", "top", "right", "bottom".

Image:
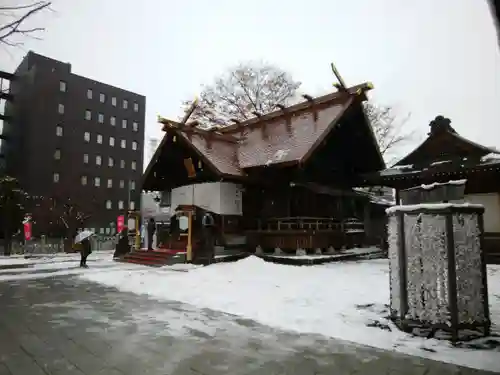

{"left": 3, "top": 51, "right": 145, "bottom": 236}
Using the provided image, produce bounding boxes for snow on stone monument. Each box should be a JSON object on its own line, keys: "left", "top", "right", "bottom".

{"left": 386, "top": 179, "right": 490, "bottom": 342}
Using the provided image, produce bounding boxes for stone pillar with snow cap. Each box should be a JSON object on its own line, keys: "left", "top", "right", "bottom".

{"left": 386, "top": 179, "right": 491, "bottom": 342}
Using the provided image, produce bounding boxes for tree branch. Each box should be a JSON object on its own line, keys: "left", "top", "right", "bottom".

{"left": 183, "top": 61, "right": 301, "bottom": 128}
{"left": 0, "top": 1, "right": 51, "bottom": 46}
{"left": 364, "top": 102, "right": 413, "bottom": 163}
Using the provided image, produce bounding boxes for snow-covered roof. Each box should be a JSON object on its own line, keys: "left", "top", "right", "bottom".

{"left": 386, "top": 202, "right": 484, "bottom": 214}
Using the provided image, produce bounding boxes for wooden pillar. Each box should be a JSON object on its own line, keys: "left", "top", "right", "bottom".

{"left": 445, "top": 211, "right": 459, "bottom": 342}
{"left": 396, "top": 210, "right": 408, "bottom": 320}
{"left": 363, "top": 201, "right": 371, "bottom": 239}
{"left": 478, "top": 212, "right": 491, "bottom": 335}
{"left": 395, "top": 189, "right": 401, "bottom": 205}
{"left": 186, "top": 211, "right": 193, "bottom": 262}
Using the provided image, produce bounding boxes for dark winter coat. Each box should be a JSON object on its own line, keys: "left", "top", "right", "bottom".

{"left": 113, "top": 229, "right": 130, "bottom": 258}
{"left": 81, "top": 238, "right": 92, "bottom": 256}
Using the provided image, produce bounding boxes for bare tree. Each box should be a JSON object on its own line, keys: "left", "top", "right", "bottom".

{"left": 31, "top": 191, "right": 101, "bottom": 252}
{"left": 0, "top": 1, "right": 51, "bottom": 47}
{"left": 363, "top": 102, "right": 413, "bottom": 164}
{"left": 0, "top": 176, "right": 28, "bottom": 255}
{"left": 183, "top": 61, "right": 301, "bottom": 128}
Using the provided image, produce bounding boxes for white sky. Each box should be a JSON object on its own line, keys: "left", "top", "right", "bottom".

{"left": 1, "top": 0, "right": 499, "bottom": 164}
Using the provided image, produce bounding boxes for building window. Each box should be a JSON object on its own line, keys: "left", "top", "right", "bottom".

{"left": 58, "top": 104, "right": 64, "bottom": 114}
{"left": 81, "top": 175, "right": 87, "bottom": 185}
{"left": 94, "top": 177, "right": 100, "bottom": 187}
{"left": 120, "top": 160, "right": 125, "bottom": 169}
{"left": 87, "top": 89, "right": 93, "bottom": 99}
{"left": 54, "top": 149, "right": 61, "bottom": 160}
{"left": 59, "top": 81, "right": 66, "bottom": 92}
{"left": 118, "top": 200, "right": 124, "bottom": 209}
{"left": 105, "top": 200, "right": 112, "bottom": 209}
{"left": 56, "top": 126, "right": 63, "bottom": 136}
{"left": 130, "top": 180, "right": 136, "bottom": 190}
{"left": 99, "top": 228, "right": 105, "bottom": 234}
{"left": 133, "top": 102, "right": 139, "bottom": 112}
{"left": 122, "top": 119, "right": 127, "bottom": 129}
{"left": 129, "top": 201, "right": 135, "bottom": 210}
{"left": 96, "top": 155, "right": 102, "bottom": 165}
{"left": 112, "top": 97, "right": 117, "bottom": 106}
{"left": 131, "top": 161, "right": 137, "bottom": 170}
{"left": 99, "top": 93, "right": 106, "bottom": 103}
{"left": 83, "top": 153, "right": 89, "bottom": 163}
{"left": 107, "top": 179, "right": 112, "bottom": 188}
{"left": 132, "top": 122, "right": 138, "bottom": 132}
{"left": 123, "top": 99, "right": 128, "bottom": 109}
{"left": 132, "top": 141, "right": 138, "bottom": 150}
{"left": 119, "top": 179, "right": 125, "bottom": 188}
{"left": 109, "top": 136, "right": 115, "bottom": 147}
{"left": 84, "top": 132, "right": 90, "bottom": 142}
{"left": 98, "top": 113, "right": 104, "bottom": 123}
{"left": 110, "top": 116, "right": 116, "bottom": 126}
{"left": 105, "top": 228, "right": 110, "bottom": 235}
{"left": 85, "top": 110, "right": 91, "bottom": 120}
{"left": 120, "top": 139, "right": 126, "bottom": 148}
{"left": 53, "top": 173, "right": 60, "bottom": 183}
{"left": 108, "top": 157, "right": 114, "bottom": 167}
{"left": 97, "top": 134, "right": 103, "bottom": 144}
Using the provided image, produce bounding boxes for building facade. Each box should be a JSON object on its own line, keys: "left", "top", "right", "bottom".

{"left": 3, "top": 51, "right": 145, "bottom": 236}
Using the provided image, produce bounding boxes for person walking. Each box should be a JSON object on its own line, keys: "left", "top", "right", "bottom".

{"left": 147, "top": 218, "right": 156, "bottom": 251}
{"left": 80, "top": 236, "right": 92, "bottom": 268}
{"left": 113, "top": 227, "right": 130, "bottom": 258}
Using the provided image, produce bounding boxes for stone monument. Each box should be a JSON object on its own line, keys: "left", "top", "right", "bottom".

{"left": 386, "top": 180, "right": 490, "bottom": 342}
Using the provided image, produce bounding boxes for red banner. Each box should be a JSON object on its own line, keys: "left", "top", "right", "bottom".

{"left": 23, "top": 222, "right": 32, "bottom": 241}
{"left": 117, "top": 215, "right": 125, "bottom": 233}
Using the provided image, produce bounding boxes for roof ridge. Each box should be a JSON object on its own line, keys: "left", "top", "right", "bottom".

{"left": 219, "top": 82, "right": 373, "bottom": 133}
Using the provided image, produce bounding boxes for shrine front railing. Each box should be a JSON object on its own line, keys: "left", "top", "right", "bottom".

{"left": 246, "top": 217, "right": 366, "bottom": 251}
{"left": 254, "top": 217, "right": 343, "bottom": 232}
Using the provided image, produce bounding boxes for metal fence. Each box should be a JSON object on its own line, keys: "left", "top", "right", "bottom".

{"left": 1, "top": 236, "right": 117, "bottom": 255}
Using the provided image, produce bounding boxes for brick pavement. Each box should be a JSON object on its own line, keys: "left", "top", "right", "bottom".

{"left": 0, "top": 275, "right": 496, "bottom": 374}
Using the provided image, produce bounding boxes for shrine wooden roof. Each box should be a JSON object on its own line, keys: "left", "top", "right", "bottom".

{"left": 143, "top": 82, "right": 384, "bottom": 191}
{"left": 362, "top": 115, "right": 500, "bottom": 189}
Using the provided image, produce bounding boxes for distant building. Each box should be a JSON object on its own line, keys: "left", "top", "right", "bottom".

{"left": 2, "top": 51, "right": 145, "bottom": 235}
{"left": 147, "top": 137, "right": 159, "bottom": 164}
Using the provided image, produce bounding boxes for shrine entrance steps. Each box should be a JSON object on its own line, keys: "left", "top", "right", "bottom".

{"left": 116, "top": 249, "right": 186, "bottom": 267}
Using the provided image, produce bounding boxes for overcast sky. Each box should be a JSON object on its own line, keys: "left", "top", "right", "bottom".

{"left": 1, "top": 0, "right": 499, "bottom": 164}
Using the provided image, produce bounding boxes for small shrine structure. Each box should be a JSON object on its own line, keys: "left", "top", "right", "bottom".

{"left": 142, "top": 80, "right": 389, "bottom": 255}
{"left": 363, "top": 115, "right": 500, "bottom": 263}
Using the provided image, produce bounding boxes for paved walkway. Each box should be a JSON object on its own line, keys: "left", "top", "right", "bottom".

{"left": 0, "top": 275, "right": 496, "bottom": 375}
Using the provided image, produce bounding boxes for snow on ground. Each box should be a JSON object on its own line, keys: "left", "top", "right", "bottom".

{"left": 0, "top": 257, "right": 34, "bottom": 265}
{"left": 0, "top": 251, "right": 114, "bottom": 265}
{"left": 0, "top": 251, "right": 123, "bottom": 281}
{"left": 79, "top": 256, "right": 500, "bottom": 372}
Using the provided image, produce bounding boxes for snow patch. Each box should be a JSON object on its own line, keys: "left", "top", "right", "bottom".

{"left": 78, "top": 255, "right": 500, "bottom": 372}
{"left": 418, "top": 179, "right": 467, "bottom": 190}
{"left": 386, "top": 203, "right": 483, "bottom": 214}
{"left": 481, "top": 153, "right": 500, "bottom": 162}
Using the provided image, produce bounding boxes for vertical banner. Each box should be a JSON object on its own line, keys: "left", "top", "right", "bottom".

{"left": 23, "top": 222, "right": 32, "bottom": 241}
{"left": 117, "top": 215, "right": 125, "bottom": 233}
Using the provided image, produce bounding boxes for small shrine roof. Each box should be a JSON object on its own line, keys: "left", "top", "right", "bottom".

{"left": 362, "top": 116, "right": 500, "bottom": 188}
